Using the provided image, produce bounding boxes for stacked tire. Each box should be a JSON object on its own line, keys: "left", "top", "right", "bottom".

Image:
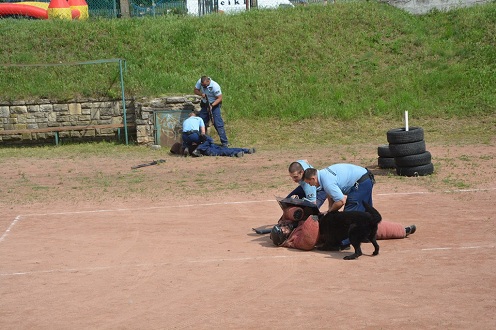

{"left": 386, "top": 126, "right": 434, "bottom": 176}
{"left": 377, "top": 144, "right": 395, "bottom": 169}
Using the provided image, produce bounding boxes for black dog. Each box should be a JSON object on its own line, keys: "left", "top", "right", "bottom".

{"left": 318, "top": 202, "right": 382, "bottom": 260}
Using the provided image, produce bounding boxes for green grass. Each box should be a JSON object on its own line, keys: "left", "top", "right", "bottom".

{"left": 0, "top": 2, "right": 494, "bottom": 125}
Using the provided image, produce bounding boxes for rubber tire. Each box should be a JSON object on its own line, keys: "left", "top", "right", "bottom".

{"left": 396, "top": 163, "right": 434, "bottom": 177}
{"left": 394, "top": 151, "right": 432, "bottom": 167}
{"left": 377, "top": 144, "right": 393, "bottom": 158}
{"left": 378, "top": 157, "right": 395, "bottom": 169}
{"left": 387, "top": 126, "right": 424, "bottom": 144}
{"left": 388, "top": 140, "right": 426, "bottom": 157}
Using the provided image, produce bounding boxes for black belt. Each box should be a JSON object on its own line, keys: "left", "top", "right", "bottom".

{"left": 184, "top": 130, "right": 199, "bottom": 135}
{"left": 356, "top": 172, "right": 370, "bottom": 184}
{"left": 356, "top": 169, "right": 375, "bottom": 185}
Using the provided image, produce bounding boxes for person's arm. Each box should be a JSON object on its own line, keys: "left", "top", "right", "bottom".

{"left": 327, "top": 196, "right": 333, "bottom": 210}
{"left": 300, "top": 181, "right": 317, "bottom": 203}
{"left": 198, "top": 118, "right": 206, "bottom": 135}
{"left": 194, "top": 87, "right": 203, "bottom": 97}
{"left": 210, "top": 94, "right": 222, "bottom": 107}
{"left": 329, "top": 198, "right": 345, "bottom": 212}
{"left": 327, "top": 195, "right": 347, "bottom": 212}
{"left": 194, "top": 80, "right": 204, "bottom": 97}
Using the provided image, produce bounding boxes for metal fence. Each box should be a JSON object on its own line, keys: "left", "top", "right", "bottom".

{"left": 0, "top": 0, "right": 189, "bottom": 18}
{"left": 0, "top": 0, "right": 327, "bottom": 19}
{"left": 86, "top": 0, "right": 189, "bottom": 18}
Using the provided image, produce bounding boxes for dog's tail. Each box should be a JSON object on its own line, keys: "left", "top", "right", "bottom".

{"left": 363, "top": 202, "right": 382, "bottom": 224}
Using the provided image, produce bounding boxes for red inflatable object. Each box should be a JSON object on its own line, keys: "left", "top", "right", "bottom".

{"left": 0, "top": 4, "right": 49, "bottom": 19}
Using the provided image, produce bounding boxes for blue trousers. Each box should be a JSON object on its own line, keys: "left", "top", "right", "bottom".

{"left": 343, "top": 178, "right": 374, "bottom": 212}
{"left": 196, "top": 136, "right": 249, "bottom": 156}
{"left": 182, "top": 132, "right": 201, "bottom": 149}
{"left": 199, "top": 103, "right": 228, "bottom": 146}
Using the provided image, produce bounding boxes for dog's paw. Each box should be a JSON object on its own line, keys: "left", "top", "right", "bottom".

{"left": 343, "top": 254, "right": 359, "bottom": 260}
{"left": 372, "top": 251, "right": 379, "bottom": 256}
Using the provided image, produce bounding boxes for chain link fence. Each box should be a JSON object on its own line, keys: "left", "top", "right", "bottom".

{"left": 0, "top": 0, "right": 329, "bottom": 19}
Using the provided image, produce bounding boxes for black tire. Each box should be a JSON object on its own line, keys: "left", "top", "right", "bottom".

{"left": 396, "top": 163, "right": 434, "bottom": 177}
{"left": 389, "top": 140, "right": 426, "bottom": 157}
{"left": 387, "top": 126, "right": 424, "bottom": 144}
{"left": 394, "top": 151, "right": 432, "bottom": 167}
{"left": 378, "top": 157, "right": 395, "bottom": 169}
{"left": 377, "top": 144, "right": 393, "bottom": 158}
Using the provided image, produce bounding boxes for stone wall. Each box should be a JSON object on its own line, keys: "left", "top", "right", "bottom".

{"left": 0, "top": 96, "right": 201, "bottom": 146}
{"left": 134, "top": 95, "right": 200, "bottom": 146}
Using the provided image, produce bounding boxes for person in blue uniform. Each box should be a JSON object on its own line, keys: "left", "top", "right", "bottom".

{"left": 287, "top": 160, "right": 327, "bottom": 207}
{"left": 181, "top": 110, "right": 206, "bottom": 157}
{"left": 303, "top": 163, "right": 374, "bottom": 213}
{"left": 192, "top": 135, "right": 255, "bottom": 158}
{"left": 193, "top": 76, "right": 229, "bottom": 147}
{"left": 303, "top": 163, "right": 416, "bottom": 249}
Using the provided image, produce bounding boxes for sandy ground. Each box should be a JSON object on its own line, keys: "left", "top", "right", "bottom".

{"left": 0, "top": 141, "right": 495, "bottom": 329}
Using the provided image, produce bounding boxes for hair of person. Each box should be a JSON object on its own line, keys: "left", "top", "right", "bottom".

{"left": 200, "top": 76, "right": 210, "bottom": 83}
{"left": 303, "top": 167, "right": 317, "bottom": 180}
{"left": 288, "top": 162, "right": 304, "bottom": 173}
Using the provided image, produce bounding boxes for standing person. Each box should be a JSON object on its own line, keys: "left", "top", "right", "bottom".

{"left": 193, "top": 76, "right": 229, "bottom": 147}
{"left": 287, "top": 160, "right": 327, "bottom": 208}
{"left": 181, "top": 110, "right": 206, "bottom": 157}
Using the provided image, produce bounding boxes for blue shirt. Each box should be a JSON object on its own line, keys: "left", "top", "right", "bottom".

{"left": 195, "top": 78, "right": 222, "bottom": 104}
{"left": 182, "top": 116, "right": 205, "bottom": 132}
{"left": 317, "top": 164, "right": 368, "bottom": 202}
{"left": 296, "top": 160, "right": 321, "bottom": 203}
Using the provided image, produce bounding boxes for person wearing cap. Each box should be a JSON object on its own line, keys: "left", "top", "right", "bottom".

{"left": 181, "top": 110, "right": 206, "bottom": 157}
{"left": 193, "top": 76, "right": 229, "bottom": 147}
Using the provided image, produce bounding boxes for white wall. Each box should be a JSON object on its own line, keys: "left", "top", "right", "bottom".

{"left": 186, "top": 0, "right": 293, "bottom": 16}
{"left": 382, "top": 0, "right": 489, "bottom": 14}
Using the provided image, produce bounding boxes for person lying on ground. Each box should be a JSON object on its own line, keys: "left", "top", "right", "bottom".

{"left": 267, "top": 163, "right": 418, "bottom": 249}
{"left": 192, "top": 135, "right": 255, "bottom": 158}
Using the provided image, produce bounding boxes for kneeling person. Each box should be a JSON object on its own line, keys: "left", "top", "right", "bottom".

{"left": 181, "top": 110, "right": 206, "bottom": 157}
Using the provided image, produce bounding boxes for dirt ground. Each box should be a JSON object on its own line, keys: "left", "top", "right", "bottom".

{"left": 0, "top": 141, "right": 495, "bottom": 329}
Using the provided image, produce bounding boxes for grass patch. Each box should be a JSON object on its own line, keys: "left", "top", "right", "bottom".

{"left": 0, "top": 3, "right": 494, "bottom": 123}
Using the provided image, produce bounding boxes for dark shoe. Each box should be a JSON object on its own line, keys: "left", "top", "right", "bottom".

{"left": 247, "top": 148, "right": 256, "bottom": 154}
{"left": 405, "top": 225, "right": 416, "bottom": 236}
{"left": 340, "top": 244, "right": 351, "bottom": 251}
{"left": 191, "top": 149, "right": 202, "bottom": 157}
{"left": 183, "top": 147, "right": 189, "bottom": 157}
{"left": 235, "top": 151, "right": 244, "bottom": 158}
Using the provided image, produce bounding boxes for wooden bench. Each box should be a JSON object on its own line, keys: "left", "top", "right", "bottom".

{"left": 0, "top": 123, "right": 129, "bottom": 145}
